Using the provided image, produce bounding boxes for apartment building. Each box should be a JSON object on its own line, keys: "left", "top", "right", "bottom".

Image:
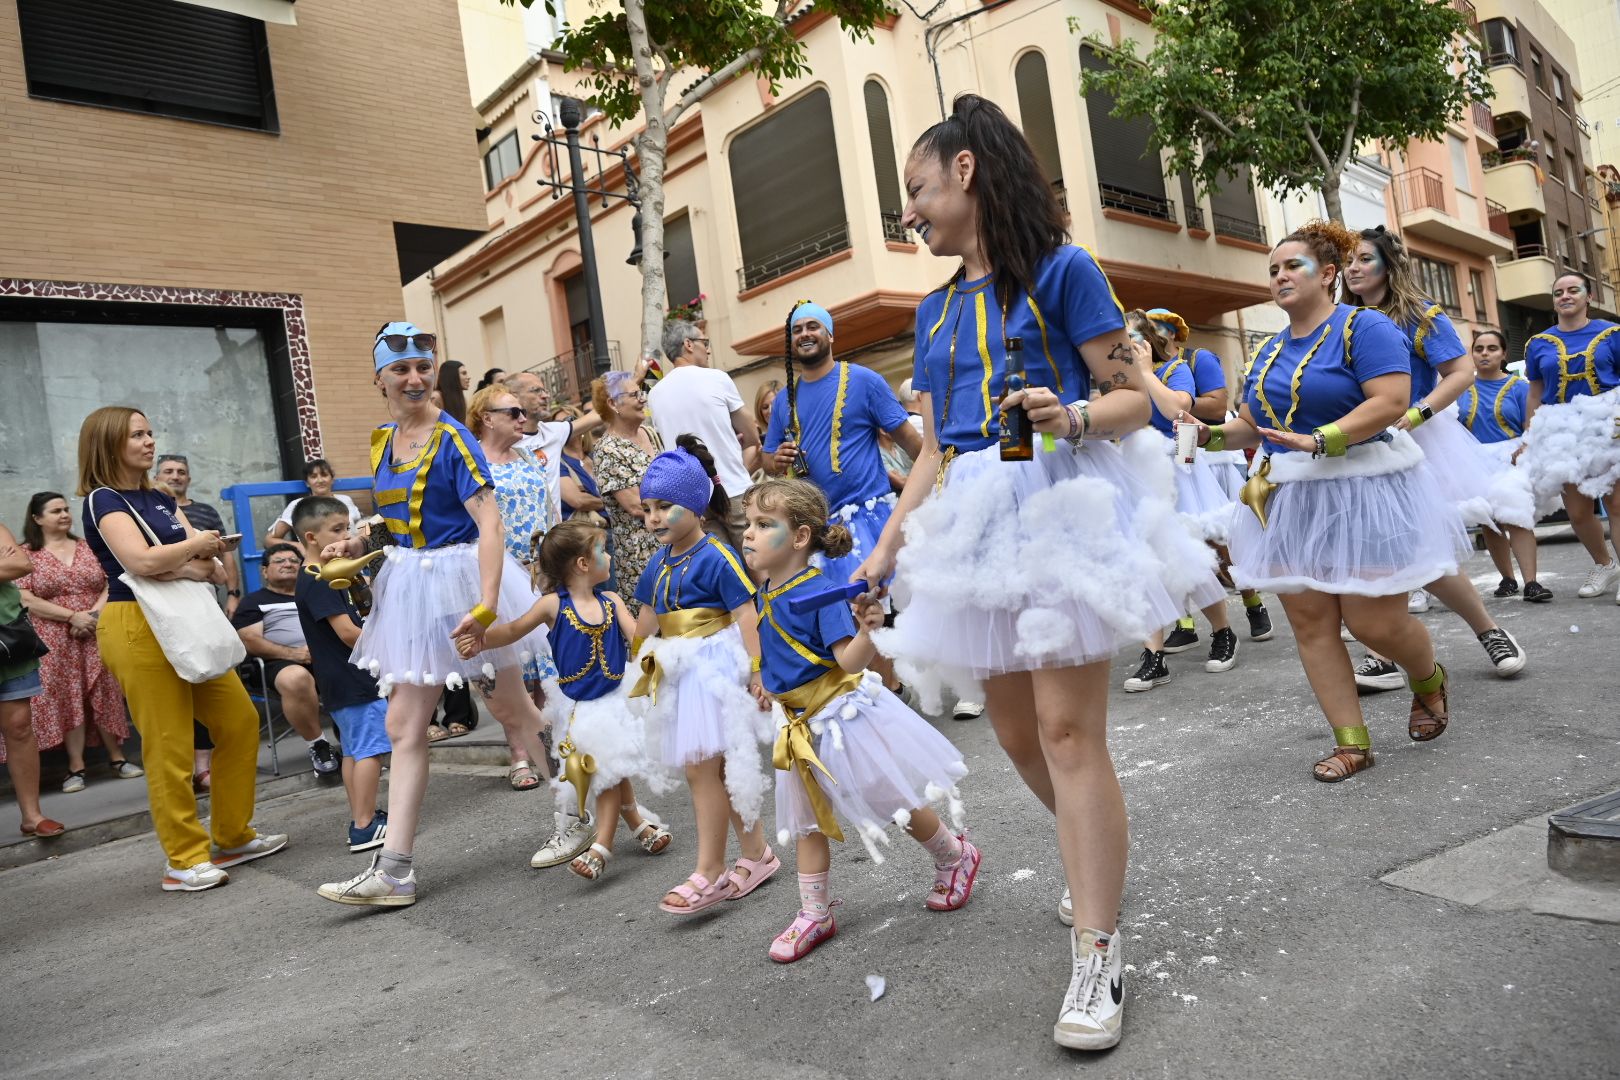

{"left": 0, "top": 0, "right": 486, "bottom": 527}
{"left": 405, "top": 0, "right": 1277, "bottom": 406}
{"left": 1539, "top": 0, "right": 1620, "bottom": 298}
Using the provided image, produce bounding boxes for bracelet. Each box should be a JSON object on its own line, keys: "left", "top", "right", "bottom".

{"left": 1205, "top": 425, "right": 1226, "bottom": 453}
{"left": 1405, "top": 406, "right": 1427, "bottom": 429}
{"left": 749, "top": 656, "right": 762, "bottom": 674}
{"left": 470, "top": 603, "right": 497, "bottom": 628}
{"left": 1316, "top": 423, "right": 1348, "bottom": 457}
{"left": 1064, "top": 402, "right": 1090, "bottom": 446}
{"left": 1064, "top": 402, "right": 1081, "bottom": 441}
{"left": 1312, "top": 431, "right": 1327, "bottom": 458}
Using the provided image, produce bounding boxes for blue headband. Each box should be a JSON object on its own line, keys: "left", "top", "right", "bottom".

{"left": 791, "top": 302, "right": 834, "bottom": 337}
{"left": 639, "top": 448, "right": 713, "bottom": 515}
{"left": 373, "top": 321, "right": 435, "bottom": 372}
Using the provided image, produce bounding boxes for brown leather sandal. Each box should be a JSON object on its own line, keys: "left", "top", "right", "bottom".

{"left": 1408, "top": 672, "right": 1449, "bottom": 742}
{"left": 1313, "top": 745, "right": 1374, "bottom": 783}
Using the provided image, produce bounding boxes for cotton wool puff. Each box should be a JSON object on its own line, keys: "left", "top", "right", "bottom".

{"left": 1523, "top": 392, "right": 1620, "bottom": 502}
{"left": 1014, "top": 606, "right": 1078, "bottom": 660}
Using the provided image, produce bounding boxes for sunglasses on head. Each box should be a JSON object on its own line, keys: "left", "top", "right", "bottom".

{"left": 375, "top": 330, "right": 437, "bottom": 354}
{"left": 490, "top": 406, "right": 527, "bottom": 421}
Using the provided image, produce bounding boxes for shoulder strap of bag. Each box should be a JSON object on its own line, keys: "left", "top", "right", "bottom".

{"left": 88, "top": 487, "right": 164, "bottom": 574}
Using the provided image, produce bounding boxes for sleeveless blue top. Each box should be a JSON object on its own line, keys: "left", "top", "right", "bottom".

{"left": 547, "top": 589, "right": 628, "bottom": 702}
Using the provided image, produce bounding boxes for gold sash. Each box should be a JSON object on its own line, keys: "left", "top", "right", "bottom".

{"left": 628, "top": 607, "right": 734, "bottom": 702}
{"left": 771, "top": 667, "right": 864, "bottom": 842}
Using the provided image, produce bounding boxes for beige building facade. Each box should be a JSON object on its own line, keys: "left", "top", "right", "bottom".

{"left": 406, "top": 0, "right": 1277, "bottom": 407}
{"left": 0, "top": 0, "right": 486, "bottom": 528}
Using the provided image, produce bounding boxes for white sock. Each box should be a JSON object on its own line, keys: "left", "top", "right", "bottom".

{"left": 305, "top": 736, "right": 324, "bottom": 749}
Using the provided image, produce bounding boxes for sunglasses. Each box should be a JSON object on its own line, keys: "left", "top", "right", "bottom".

{"left": 376, "top": 332, "right": 437, "bottom": 354}
{"left": 490, "top": 406, "right": 528, "bottom": 421}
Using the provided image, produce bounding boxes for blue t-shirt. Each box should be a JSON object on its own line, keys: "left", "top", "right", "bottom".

{"left": 764, "top": 362, "right": 909, "bottom": 510}
{"left": 547, "top": 589, "right": 628, "bottom": 702}
{"left": 1459, "top": 374, "right": 1529, "bottom": 444}
{"left": 294, "top": 570, "right": 380, "bottom": 711}
{"left": 370, "top": 412, "right": 492, "bottom": 549}
{"left": 1149, "top": 354, "right": 1198, "bottom": 436}
{"left": 1243, "top": 305, "right": 1410, "bottom": 454}
{"left": 558, "top": 454, "right": 599, "bottom": 521}
{"left": 1524, "top": 319, "right": 1620, "bottom": 404}
{"left": 912, "top": 245, "right": 1126, "bottom": 452}
{"left": 635, "top": 535, "right": 755, "bottom": 615}
{"left": 84, "top": 487, "right": 189, "bottom": 603}
{"left": 1394, "top": 303, "right": 1466, "bottom": 405}
{"left": 1185, "top": 347, "right": 1228, "bottom": 398}
{"left": 756, "top": 567, "right": 858, "bottom": 697}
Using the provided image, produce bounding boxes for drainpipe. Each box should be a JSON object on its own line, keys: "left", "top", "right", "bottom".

{"left": 927, "top": 0, "right": 1019, "bottom": 119}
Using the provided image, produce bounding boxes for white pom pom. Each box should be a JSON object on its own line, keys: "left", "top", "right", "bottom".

{"left": 422, "top": 672, "right": 438, "bottom": 686}
{"left": 892, "top": 808, "right": 912, "bottom": 830}
{"left": 419, "top": 557, "right": 433, "bottom": 570}
{"left": 777, "top": 829, "right": 790, "bottom": 847}
{"left": 840, "top": 703, "right": 858, "bottom": 721}
{"left": 809, "top": 718, "right": 825, "bottom": 736}
{"left": 1014, "top": 606, "right": 1078, "bottom": 660}
{"left": 948, "top": 791, "right": 966, "bottom": 832}
{"left": 924, "top": 782, "right": 947, "bottom": 803}
{"left": 401, "top": 670, "right": 418, "bottom": 685}
{"left": 856, "top": 820, "right": 890, "bottom": 864}
{"left": 482, "top": 662, "right": 496, "bottom": 679}
{"left": 367, "top": 658, "right": 381, "bottom": 676}
{"left": 828, "top": 719, "right": 845, "bottom": 752}
{"left": 444, "top": 672, "right": 464, "bottom": 691}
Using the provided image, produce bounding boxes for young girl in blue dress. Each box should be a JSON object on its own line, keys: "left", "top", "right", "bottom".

{"left": 459, "top": 517, "right": 673, "bottom": 881}
{"left": 629, "top": 437, "right": 778, "bottom": 915}
{"left": 741, "top": 478, "right": 974, "bottom": 963}
{"left": 1460, "top": 330, "right": 1546, "bottom": 600}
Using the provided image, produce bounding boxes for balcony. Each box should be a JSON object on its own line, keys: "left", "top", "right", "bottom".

{"left": 1487, "top": 61, "right": 1532, "bottom": 123}
{"left": 1495, "top": 246, "right": 1556, "bottom": 307}
{"left": 1484, "top": 157, "right": 1546, "bottom": 219}
{"left": 531, "top": 340, "right": 623, "bottom": 404}
{"left": 1471, "top": 100, "right": 1497, "bottom": 147}
{"left": 1486, "top": 198, "right": 1511, "bottom": 240}
{"left": 737, "top": 222, "right": 851, "bottom": 292}
{"left": 880, "top": 211, "right": 909, "bottom": 244}
{"left": 1185, "top": 204, "right": 1206, "bottom": 231}
{"left": 1212, "top": 211, "right": 1266, "bottom": 245}
{"left": 1393, "top": 167, "right": 1512, "bottom": 257}
{"left": 1099, "top": 183, "right": 1176, "bottom": 223}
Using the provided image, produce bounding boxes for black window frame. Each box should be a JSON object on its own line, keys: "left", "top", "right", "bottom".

{"left": 483, "top": 131, "right": 523, "bottom": 190}
{"left": 1482, "top": 18, "right": 1518, "bottom": 65}
{"left": 1414, "top": 256, "right": 1463, "bottom": 315}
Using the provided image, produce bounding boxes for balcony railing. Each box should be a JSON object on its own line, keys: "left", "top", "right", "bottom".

{"left": 1484, "top": 50, "right": 1519, "bottom": 70}
{"left": 880, "top": 211, "right": 908, "bottom": 243}
{"left": 1452, "top": 0, "right": 1477, "bottom": 29}
{"left": 1099, "top": 183, "right": 1175, "bottom": 222}
{"left": 1393, "top": 166, "right": 1446, "bottom": 216}
{"left": 1185, "top": 204, "right": 1206, "bottom": 231}
{"left": 530, "top": 340, "right": 623, "bottom": 403}
{"left": 1508, "top": 243, "right": 1547, "bottom": 260}
{"left": 1483, "top": 145, "right": 1538, "bottom": 168}
{"left": 737, "top": 222, "right": 852, "bottom": 291}
{"left": 1486, "top": 198, "right": 1510, "bottom": 239}
{"left": 1607, "top": 180, "right": 1620, "bottom": 203}
{"left": 1212, "top": 211, "right": 1266, "bottom": 245}
{"left": 1576, "top": 114, "right": 1591, "bottom": 135}
{"left": 1472, "top": 100, "right": 1494, "bottom": 134}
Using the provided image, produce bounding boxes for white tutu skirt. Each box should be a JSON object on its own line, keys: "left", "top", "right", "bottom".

{"left": 1522, "top": 389, "right": 1620, "bottom": 503}
{"left": 1205, "top": 450, "right": 1251, "bottom": 502}
{"left": 1229, "top": 433, "right": 1470, "bottom": 597}
{"left": 540, "top": 682, "right": 671, "bottom": 812}
{"left": 774, "top": 674, "right": 967, "bottom": 864}
{"left": 351, "top": 543, "right": 548, "bottom": 691}
{"left": 1412, "top": 407, "right": 1537, "bottom": 530}
{"left": 1173, "top": 448, "right": 1238, "bottom": 543}
{"left": 814, "top": 494, "right": 895, "bottom": 587}
{"left": 633, "top": 624, "right": 775, "bottom": 826}
{"left": 878, "top": 433, "right": 1219, "bottom": 693}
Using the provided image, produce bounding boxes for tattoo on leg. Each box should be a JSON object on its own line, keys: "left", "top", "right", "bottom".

{"left": 474, "top": 675, "right": 498, "bottom": 698}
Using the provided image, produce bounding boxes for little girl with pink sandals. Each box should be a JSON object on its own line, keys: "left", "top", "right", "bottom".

{"left": 740, "top": 478, "right": 978, "bottom": 963}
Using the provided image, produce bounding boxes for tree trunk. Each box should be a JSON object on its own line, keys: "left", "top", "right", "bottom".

{"left": 1320, "top": 172, "right": 1345, "bottom": 225}
{"left": 625, "top": 0, "right": 669, "bottom": 364}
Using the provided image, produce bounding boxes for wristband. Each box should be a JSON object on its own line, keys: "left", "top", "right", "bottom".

{"left": 1204, "top": 425, "right": 1226, "bottom": 453}
{"left": 1405, "top": 406, "right": 1426, "bottom": 429}
{"left": 1315, "top": 423, "right": 1348, "bottom": 457}
{"left": 749, "top": 656, "right": 762, "bottom": 674}
{"left": 470, "top": 603, "right": 497, "bottom": 628}
{"left": 1064, "top": 402, "right": 1090, "bottom": 447}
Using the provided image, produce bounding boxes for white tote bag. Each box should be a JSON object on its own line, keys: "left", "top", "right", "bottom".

{"left": 92, "top": 488, "right": 246, "bottom": 684}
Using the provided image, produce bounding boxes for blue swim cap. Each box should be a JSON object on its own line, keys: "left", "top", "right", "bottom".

{"left": 639, "top": 448, "right": 713, "bottom": 515}
{"left": 790, "top": 301, "right": 834, "bottom": 337}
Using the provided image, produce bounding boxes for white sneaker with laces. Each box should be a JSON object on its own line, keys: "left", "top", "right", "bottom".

{"left": 531, "top": 812, "right": 595, "bottom": 868}
{"left": 1058, "top": 887, "right": 1073, "bottom": 927}
{"left": 212, "top": 833, "right": 288, "bottom": 869}
{"left": 1576, "top": 561, "right": 1619, "bottom": 598}
{"left": 162, "top": 861, "right": 229, "bottom": 892}
{"left": 1407, "top": 589, "right": 1431, "bottom": 613}
{"left": 318, "top": 853, "right": 417, "bottom": 906}
{"left": 1054, "top": 927, "right": 1124, "bottom": 1050}
{"left": 952, "top": 699, "right": 985, "bottom": 720}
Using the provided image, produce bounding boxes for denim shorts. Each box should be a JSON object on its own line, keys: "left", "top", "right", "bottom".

{"left": 0, "top": 667, "right": 42, "bottom": 702}
{"left": 331, "top": 698, "right": 391, "bottom": 761}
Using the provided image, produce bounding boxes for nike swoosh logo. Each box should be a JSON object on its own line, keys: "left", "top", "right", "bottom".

{"left": 1111, "top": 976, "right": 1123, "bottom": 1006}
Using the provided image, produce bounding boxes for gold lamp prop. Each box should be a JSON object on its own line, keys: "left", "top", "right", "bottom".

{"left": 557, "top": 735, "right": 597, "bottom": 820}
{"left": 1239, "top": 457, "right": 1277, "bottom": 529}
{"left": 304, "top": 548, "right": 388, "bottom": 616}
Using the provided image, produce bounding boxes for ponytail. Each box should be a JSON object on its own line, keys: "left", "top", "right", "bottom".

{"left": 675, "top": 434, "right": 730, "bottom": 517}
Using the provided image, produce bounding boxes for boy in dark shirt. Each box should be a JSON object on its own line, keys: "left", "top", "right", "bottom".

{"left": 291, "top": 497, "right": 391, "bottom": 852}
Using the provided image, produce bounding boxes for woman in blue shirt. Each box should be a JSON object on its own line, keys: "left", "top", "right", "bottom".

{"left": 317, "top": 323, "right": 548, "bottom": 909}
{"left": 1342, "top": 227, "right": 1528, "bottom": 684}
{"left": 853, "top": 94, "right": 1215, "bottom": 1052}
{"left": 1186, "top": 220, "right": 1469, "bottom": 785}
{"left": 1462, "top": 330, "right": 1546, "bottom": 601}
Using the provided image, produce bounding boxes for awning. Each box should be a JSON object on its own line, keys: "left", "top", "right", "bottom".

{"left": 174, "top": 0, "right": 297, "bottom": 26}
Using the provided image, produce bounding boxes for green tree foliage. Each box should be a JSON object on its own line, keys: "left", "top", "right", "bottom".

{"left": 1077, "top": 0, "right": 1491, "bottom": 222}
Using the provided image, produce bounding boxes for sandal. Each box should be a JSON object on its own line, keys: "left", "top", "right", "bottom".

{"left": 192, "top": 770, "right": 211, "bottom": 792}
{"left": 1313, "top": 745, "right": 1374, "bottom": 783}
{"left": 570, "top": 843, "right": 611, "bottom": 881}
{"left": 427, "top": 723, "right": 450, "bottom": 743}
{"left": 1408, "top": 667, "right": 1449, "bottom": 742}
{"left": 630, "top": 819, "right": 672, "bottom": 855}
{"left": 508, "top": 761, "right": 541, "bottom": 791}
{"left": 20, "top": 817, "right": 66, "bottom": 838}
{"left": 723, "top": 845, "right": 780, "bottom": 900}
{"left": 769, "top": 909, "right": 839, "bottom": 963}
{"left": 926, "top": 837, "right": 982, "bottom": 911}
{"left": 658, "top": 872, "right": 735, "bottom": 915}
{"left": 445, "top": 722, "right": 471, "bottom": 738}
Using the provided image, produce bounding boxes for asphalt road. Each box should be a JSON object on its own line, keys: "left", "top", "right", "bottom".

{"left": 3, "top": 540, "right": 1618, "bottom": 1080}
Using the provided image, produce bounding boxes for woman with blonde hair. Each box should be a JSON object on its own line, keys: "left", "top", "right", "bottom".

{"left": 78, "top": 405, "right": 285, "bottom": 891}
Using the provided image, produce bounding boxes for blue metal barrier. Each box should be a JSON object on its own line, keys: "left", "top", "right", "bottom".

{"left": 219, "top": 477, "right": 372, "bottom": 592}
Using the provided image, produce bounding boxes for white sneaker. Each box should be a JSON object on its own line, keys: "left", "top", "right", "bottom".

{"left": 1339, "top": 624, "right": 1356, "bottom": 643}
{"left": 162, "top": 861, "right": 229, "bottom": 892}
{"left": 1407, "top": 589, "right": 1431, "bottom": 613}
{"left": 531, "top": 812, "right": 594, "bottom": 868}
{"left": 952, "top": 699, "right": 985, "bottom": 720}
{"left": 212, "top": 833, "right": 288, "bottom": 869}
{"left": 1054, "top": 927, "right": 1124, "bottom": 1050}
{"left": 1058, "top": 887, "right": 1073, "bottom": 927}
{"left": 318, "top": 853, "right": 417, "bottom": 906}
{"left": 1577, "top": 561, "right": 1620, "bottom": 598}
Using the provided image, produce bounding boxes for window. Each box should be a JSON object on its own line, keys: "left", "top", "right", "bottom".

{"left": 663, "top": 212, "right": 701, "bottom": 313}
{"left": 1544, "top": 133, "right": 1560, "bottom": 180}
{"left": 1180, "top": 173, "right": 1204, "bottom": 230}
{"left": 1531, "top": 50, "right": 1546, "bottom": 94}
{"left": 1557, "top": 222, "right": 1574, "bottom": 264}
{"left": 1414, "top": 256, "right": 1462, "bottom": 314}
{"left": 1015, "top": 52, "right": 1065, "bottom": 206}
{"left": 730, "top": 88, "right": 848, "bottom": 291}
{"left": 1469, "top": 269, "right": 1487, "bottom": 317}
{"left": 1482, "top": 19, "right": 1518, "bottom": 64}
{"left": 16, "top": 0, "right": 278, "bottom": 132}
{"left": 1209, "top": 167, "right": 1266, "bottom": 244}
{"left": 1449, "top": 135, "right": 1473, "bottom": 195}
{"left": 1567, "top": 152, "right": 1582, "bottom": 188}
{"left": 1081, "top": 46, "right": 1170, "bottom": 220}
{"left": 1553, "top": 70, "right": 1566, "bottom": 106}
{"left": 863, "top": 80, "right": 905, "bottom": 241}
{"left": 484, "top": 131, "right": 522, "bottom": 190}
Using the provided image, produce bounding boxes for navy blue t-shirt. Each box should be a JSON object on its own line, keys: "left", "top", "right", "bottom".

{"left": 294, "top": 569, "right": 380, "bottom": 711}
{"left": 84, "top": 487, "right": 189, "bottom": 603}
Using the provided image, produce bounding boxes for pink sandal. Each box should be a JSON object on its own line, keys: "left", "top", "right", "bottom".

{"left": 769, "top": 910, "right": 838, "bottom": 963}
{"left": 657, "top": 872, "right": 734, "bottom": 915}
{"left": 925, "top": 837, "right": 981, "bottom": 911}
{"left": 723, "top": 845, "right": 780, "bottom": 900}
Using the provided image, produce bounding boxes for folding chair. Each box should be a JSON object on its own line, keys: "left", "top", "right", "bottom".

{"left": 240, "top": 657, "right": 295, "bottom": 776}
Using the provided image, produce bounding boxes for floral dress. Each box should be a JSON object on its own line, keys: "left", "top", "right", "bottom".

{"left": 592, "top": 426, "right": 663, "bottom": 615}
{"left": 489, "top": 446, "right": 557, "bottom": 568}
{"left": 1, "top": 540, "right": 128, "bottom": 763}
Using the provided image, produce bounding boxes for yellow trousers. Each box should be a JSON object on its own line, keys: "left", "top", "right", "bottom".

{"left": 97, "top": 601, "right": 260, "bottom": 868}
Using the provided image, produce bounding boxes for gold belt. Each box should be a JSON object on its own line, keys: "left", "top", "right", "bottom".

{"left": 771, "top": 667, "right": 864, "bottom": 842}
{"left": 628, "top": 608, "right": 733, "bottom": 702}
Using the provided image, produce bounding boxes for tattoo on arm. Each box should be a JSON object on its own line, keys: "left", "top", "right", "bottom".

{"left": 468, "top": 487, "right": 493, "bottom": 508}
{"left": 1096, "top": 371, "right": 1131, "bottom": 396}
{"left": 1105, "top": 343, "right": 1132, "bottom": 366}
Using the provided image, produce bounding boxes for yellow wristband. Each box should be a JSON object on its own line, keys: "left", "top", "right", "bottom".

{"left": 749, "top": 656, "right": 762, "bottom": 674}
{"left": 470, "top": 603, "right": 497, "bottom": 628}
{"left": 1316, "top": 423, "right": 1348, "bottom": 457}
{"left": 1205, "top": 425, "right": 1226, "bottom": 453}
{"left": 1405, "top": 406, "right": 1426, "bottom": 429}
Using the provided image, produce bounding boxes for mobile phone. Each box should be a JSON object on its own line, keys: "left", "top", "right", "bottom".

{"left": 220, "top": 533, "right": 244, "bottom": 549}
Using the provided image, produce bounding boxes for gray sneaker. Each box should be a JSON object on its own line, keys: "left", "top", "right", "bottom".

{"left": 531, "top": 812, "right": 595, "bottom": 868}
{"left": 318, "top": 853, "right": 417, "bottom": 907}
{"left": 162, "top": 861, "right": 229, "bottom": 892}
{"left": 213, "top": 833, "right": 288, "bottom": 869}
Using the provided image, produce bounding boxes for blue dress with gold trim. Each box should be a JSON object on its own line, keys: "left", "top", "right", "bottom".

{"left": 1521, "top": 320, "right": 1620, "bottom": 503}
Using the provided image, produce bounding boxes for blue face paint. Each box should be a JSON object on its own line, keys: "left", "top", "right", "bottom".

{"left": 1295, "top": 255, "right": 1319, "bottom": 277}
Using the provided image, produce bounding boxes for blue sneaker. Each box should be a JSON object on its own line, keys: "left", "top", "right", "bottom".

{"left": 348, "top": 810, "right": 388, "bottom": 853}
